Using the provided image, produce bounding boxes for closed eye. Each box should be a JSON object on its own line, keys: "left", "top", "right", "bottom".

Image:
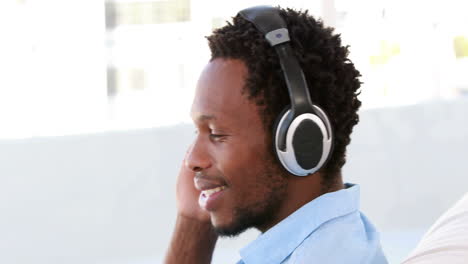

{"left": 209, "top": 134, "right": 228, "bottom": 141}
{"left": 209, "top": 134, "right": 226, "bottom": 138}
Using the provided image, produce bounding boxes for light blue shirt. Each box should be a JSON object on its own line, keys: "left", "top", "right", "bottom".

{"left": 237, "top": 184, "right": 388, "bottom": 264}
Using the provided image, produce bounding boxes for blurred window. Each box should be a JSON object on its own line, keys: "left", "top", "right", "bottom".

{"left": 0, "top": 0, "right": 466, "bottom": 139}
{"left": 105, "top": 0, "right": 191, "bottom": 29}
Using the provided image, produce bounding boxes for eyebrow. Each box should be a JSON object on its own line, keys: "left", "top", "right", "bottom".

{"left": 195, "top": 114, "right": 217, "bottom": 122}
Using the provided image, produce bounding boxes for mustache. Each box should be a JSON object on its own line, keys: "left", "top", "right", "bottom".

{"left": 194, "top": 171, "right": 227, "bottom": 183}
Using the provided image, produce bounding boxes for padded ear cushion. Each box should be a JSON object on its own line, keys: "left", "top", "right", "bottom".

{"left": 273, "top": 105, "right": 334, "bottom": 175}
{"left": 292, "top": 119, "right": 323, "bottom": 169}
{"left": 272, "top": 106, "right": 293, "bottom": 152}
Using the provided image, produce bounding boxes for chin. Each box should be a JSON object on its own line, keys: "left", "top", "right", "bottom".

{"left": 212, "top": 221, "right": 251, "bottom": 238}
{"left": 210, "top": 213, "right": 250, "bottom": 238}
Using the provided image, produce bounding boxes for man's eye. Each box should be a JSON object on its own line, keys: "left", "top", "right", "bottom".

{"left": 209, "top": 134, "right": 227, "bottom": 141}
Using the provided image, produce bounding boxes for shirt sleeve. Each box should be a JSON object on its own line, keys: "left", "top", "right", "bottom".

{"left": 402, "top": 192, "right": 468, "bottom": 264}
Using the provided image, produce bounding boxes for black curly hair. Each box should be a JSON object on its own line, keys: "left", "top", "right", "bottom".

{"left": 206, "top": 7, "right": 362, "bottom": 188}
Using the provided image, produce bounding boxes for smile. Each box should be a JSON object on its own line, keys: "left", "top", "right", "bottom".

{"left": 202, "top": 185, "right": 227, "bottom": 197}
{"left": 199, "top": 185, "right": 228, "bottom": 211}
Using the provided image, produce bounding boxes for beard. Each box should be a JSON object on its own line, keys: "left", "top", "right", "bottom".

{"left": 212, "top": 157, "right": 289, "bottom": 237}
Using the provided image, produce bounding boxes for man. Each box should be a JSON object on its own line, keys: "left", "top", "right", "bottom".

{"left": 165, "top": 6, "right": 387, "bottom": 264}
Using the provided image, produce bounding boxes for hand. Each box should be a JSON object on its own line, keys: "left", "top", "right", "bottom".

{"left": 176, "top": 146, "right": 211, "bottom": 223}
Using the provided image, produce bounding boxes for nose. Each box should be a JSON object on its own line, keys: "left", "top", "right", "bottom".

{"left": 185, "top": 138, "right": 212, "bottom": 172}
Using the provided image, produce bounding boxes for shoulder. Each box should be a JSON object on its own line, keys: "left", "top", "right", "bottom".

{"left": 285, "top": 211, "right": 388, "bottom": 264}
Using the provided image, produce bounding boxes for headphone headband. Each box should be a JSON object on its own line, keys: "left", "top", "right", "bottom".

{"left": 239, "top": 6, "right": 316, "bottom": 151}
{"left": 238, "top": 6, "right": 334, "bottom": 175}
{"left": 238, "top": 6, "right": 315, "bottom": 117}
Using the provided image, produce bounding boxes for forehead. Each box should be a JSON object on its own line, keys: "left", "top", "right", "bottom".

{"left": 191, "top": 59, "right": 257, "bottom": 124}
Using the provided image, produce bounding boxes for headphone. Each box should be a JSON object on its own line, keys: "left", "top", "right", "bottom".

{"left": 238, "top": 6, "right": 334, "bottom": 176}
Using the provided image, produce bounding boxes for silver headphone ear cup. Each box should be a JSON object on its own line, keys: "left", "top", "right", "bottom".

{"left": 274, "top": 107, "right": 333, "bottom": 176}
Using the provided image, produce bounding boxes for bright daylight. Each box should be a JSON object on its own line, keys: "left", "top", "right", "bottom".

{"left": 0, "top": 0, "right": 467, "bottom": 263}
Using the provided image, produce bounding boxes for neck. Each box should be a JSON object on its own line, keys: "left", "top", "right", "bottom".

{"left": 257, "top": 171, "right": 344, "bottom": 233}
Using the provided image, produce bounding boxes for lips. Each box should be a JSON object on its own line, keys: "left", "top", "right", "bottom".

{"left": 198, "top": 185, "right": 227, "bottom": 211}
{"left": 201, "top": 185, "right": 227, "bottom": 197}
{"left": 194, "top": 175, "right": 227, "bottom": 192}
{"left": 194, "top": 175, "right": 228, "bottom": 211}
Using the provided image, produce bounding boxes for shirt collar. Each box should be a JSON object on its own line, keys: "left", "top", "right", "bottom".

{"left": 239, "top": 183, "right": 360, "bottom": 264}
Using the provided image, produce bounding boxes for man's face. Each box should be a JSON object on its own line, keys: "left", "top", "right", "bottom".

{"left": 187, "top": 58, "right": 288, "bottom": 236}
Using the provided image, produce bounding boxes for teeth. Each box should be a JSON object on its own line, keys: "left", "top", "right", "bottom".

{"left": 202, "top": 186, "right": 226, "bottom": 196}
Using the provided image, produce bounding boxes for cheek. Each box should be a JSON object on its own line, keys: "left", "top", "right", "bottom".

{"left": 226, "top": 151, "right": 277, "bottom": 201}
{"left": 213, "top": 130, "right": 274, "bottom": 193}
{"left": 220, "top": 143, "right": 268, "bottom": 181}
{"left": 214, "top": 135, "right": 267, "bottom": 172}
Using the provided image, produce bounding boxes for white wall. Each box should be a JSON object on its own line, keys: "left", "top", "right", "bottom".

{"left": 347, "top": 97, "right": 468, "bottom": 230}
{"left": 0, "top": 1, "right": 107, "bottom": 139}
{"left": 1, "top": 98, "right": 467, "bottom": 264}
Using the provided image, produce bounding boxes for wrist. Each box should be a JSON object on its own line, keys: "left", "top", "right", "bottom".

{"left": 176, "top": 206, "right": 212, "bottom": 224}
{"left": 175, "top": 214, "right": 217, "bottom": 237}
{"left": 164, "top": 214, "right": 218, "bottom": 264}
